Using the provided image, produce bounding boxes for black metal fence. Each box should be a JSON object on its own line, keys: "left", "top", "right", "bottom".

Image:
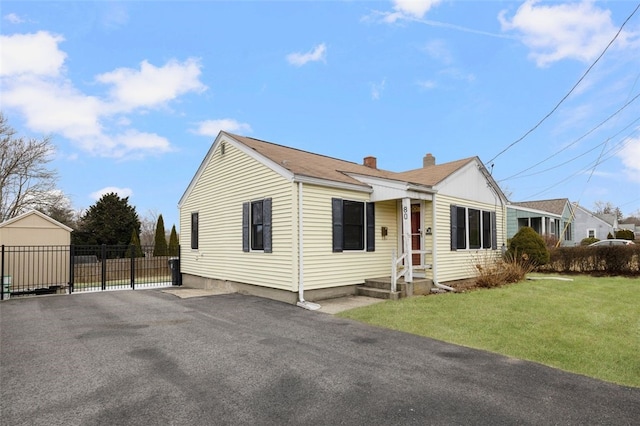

{"left": 1, "top": 245, "right": 180, "bottom": 300}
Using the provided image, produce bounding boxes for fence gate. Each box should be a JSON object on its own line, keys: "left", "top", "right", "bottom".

{"left": 1, "top": 245, "right": 180, "bottom": 300}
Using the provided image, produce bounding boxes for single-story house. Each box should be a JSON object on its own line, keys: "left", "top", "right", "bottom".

{"left": 178, "top": 132, "right": 508, "bottom": 307}
{"left": 0, "top": 210, "right": 73, "bottom": 293}
{"left": 572, "top": 203, "right": 618, "bottom": 243}
{"left": 507, "top": 198, "right": 575, "bottom": 246}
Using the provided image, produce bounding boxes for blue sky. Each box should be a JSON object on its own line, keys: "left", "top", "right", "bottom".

{"left": 1, "top": 0, "right": 640, "bottom": 230}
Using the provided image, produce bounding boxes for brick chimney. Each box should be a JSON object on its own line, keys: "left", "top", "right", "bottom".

{"left": 423, "top": 153, "right": 435, "bottom": 167}
{"left": 363, "top": 156, "right": 377, "bottom": 169}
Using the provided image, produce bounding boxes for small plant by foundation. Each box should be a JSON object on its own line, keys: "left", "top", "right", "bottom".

{"left": 472, "top": 251, "right": 535, "bottom": 288}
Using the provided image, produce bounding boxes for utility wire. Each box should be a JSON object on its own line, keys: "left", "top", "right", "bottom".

{"left": 498, "top": 94, "right": 640, "bottom": 181}
{"left": 486, "top": 2, "right": 640, "bottom": 165}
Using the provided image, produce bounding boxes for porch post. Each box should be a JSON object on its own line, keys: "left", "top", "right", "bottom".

{"left": 402, "top": 198, "right": 413, "bottom": 283}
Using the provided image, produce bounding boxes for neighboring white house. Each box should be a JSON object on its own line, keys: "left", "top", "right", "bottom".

{"left": 572, "top": 203, "right": 618, "bottom": 243}
{"left": 178, "top": 132, "right": 508, "bottom": 306}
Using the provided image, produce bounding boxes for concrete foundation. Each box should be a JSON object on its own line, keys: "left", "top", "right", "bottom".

{"left": 181, "top": 273, "right": 358, "bottom": 305}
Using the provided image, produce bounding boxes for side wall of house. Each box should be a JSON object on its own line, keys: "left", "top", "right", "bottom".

{"left": 300, "top": 184, "right": 398, "bottom": 289}
{"left": 434, "top": 194, "right": 507, "bottom": 284}
{"left": 179, "top": 141, "right": 297, "bottom": 291}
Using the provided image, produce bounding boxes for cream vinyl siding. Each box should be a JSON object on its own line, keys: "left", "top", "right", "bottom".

{"left": 434, "top": 194, "right": 506, "bottom": 283}
{"left": 0, "top": 213, "right": 71, "bottom": 245}
{"left": 179, "top": 142, "right": 296, "bottom": 291}
{"left": 300, "top": 184, "right": 397, "bottom": 289}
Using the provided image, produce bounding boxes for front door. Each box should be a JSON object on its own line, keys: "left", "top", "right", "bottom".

{"left": 411, "top": 206, "right": 421, "bottom": 266}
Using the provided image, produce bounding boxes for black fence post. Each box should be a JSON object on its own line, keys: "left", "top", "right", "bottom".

{"left": 130, "top": 244, "right": 135, "bottom": 290}
{"left": 101, "top": 244, "right": 107, "bottom": 291}
{"left": 69, "top": 245, "right": 75, "bottom": 294}
{"left": 1, "top": 245, "right": 5, "bottom": 301}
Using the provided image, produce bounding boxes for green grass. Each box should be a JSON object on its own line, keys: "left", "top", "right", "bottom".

{"left": 338, "top": 274, "right": 640, "bottom": 387}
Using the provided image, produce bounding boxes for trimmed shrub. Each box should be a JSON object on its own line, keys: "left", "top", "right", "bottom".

{"left": 508, "top": 226, "right": 550, "bottom": 266}
{"left": 581, "top": 237, "right": 599, "bottom": 246}
{"left": 615, "top": 229, "right": 635, "bottom": 240}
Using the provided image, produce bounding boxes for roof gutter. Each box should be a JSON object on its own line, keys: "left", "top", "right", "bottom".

{"left": 296, "top": 181, "right": 321, "bottom": 311}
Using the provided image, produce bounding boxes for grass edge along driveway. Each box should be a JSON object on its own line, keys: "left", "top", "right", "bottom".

{"left": 338, "top": 275, "right": 640, "bottom": 388}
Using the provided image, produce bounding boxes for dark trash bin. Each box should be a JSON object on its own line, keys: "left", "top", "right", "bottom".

{"left": 168, "top": 258, "right": 181, "bottom": 286}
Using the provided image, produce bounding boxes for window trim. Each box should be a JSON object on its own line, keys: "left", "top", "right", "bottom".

{"left": 243, "top": 198, "right": 272, "bottom": 253}
{"left": 191, "top": 212, "right": 199, "bottom": 250}
{"left": 451, "top": 205, "right": 496, "bottom": 251}
{"left": 332, "top": 198, "right": 375, "bottom": 252}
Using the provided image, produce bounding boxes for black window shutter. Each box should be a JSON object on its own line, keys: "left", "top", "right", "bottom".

{"left": 491, "top": 211, "right": 497, "bottom": 250}
{"left": 332, "top": 198, "right": 343, "bottom": 252}
{"left": 366, "top": 202, "right": 375, "bottom": 252}
{"left": 242, "top": 202, "right": 250, "bottom": 252}
{"left": 450, "top": 204, "right": 457, "bottom": 251}
{"left": 263, "top": 198, "right": 272, "bottom": 253}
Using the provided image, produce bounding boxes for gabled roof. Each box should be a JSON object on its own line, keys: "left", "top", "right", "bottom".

{"left": 228, "top": 132, "right": 475, "bottom": 188}
{"left": 510, "top": 198, "right": 571, "bottom": 216}
{"left": 180, "top": 131, "right": 502, "bottom": 206}
{"left": 0, "top": 209, "right": 73, "bottom": 232}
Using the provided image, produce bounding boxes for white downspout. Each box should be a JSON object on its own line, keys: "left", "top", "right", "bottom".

{"left": 296, "top": 181, "right": 321, "bottom": 310}
{"left": 431, "top": 193, "right": 456, "bottom": 292}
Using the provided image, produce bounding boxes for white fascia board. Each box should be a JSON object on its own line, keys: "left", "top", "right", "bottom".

{"left": 293, "top": 175, "right": 373, "bottom": 193}
{"left": 178, "top": 132, "right": 295, "bottom": 208}
{"left": 507, "top": 204, "right": 562, "bottom": 219}
{"left": 344, "top": 173, "right": 435, "bottom": 201}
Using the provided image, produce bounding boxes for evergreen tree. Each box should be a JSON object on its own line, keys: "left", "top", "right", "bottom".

{"left": 168, "top": 225, "right": 179, "bottom": 256}
{"left": 127, "top": 230, "right": 144, "bottom": 258}
{"left": 153, "top": 214, "right": 168, "bottom": 256}
{"left": 73, "top": 192, "right": 140, "bottom": 247}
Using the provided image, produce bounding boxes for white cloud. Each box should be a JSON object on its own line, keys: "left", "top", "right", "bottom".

{"left": 0, "top": 31, "right": 66, "bottom": 76}
{"left": 4, "top": 13, "right": 26, "bottom": 24}
{"left": 422, "top": 39, "right": 453, "bottom": 65}
{"left": 392, "top": 0, "right": 442, "bottom": 19}
{"left": 498, "top": 0, "right": 636, "bottom": 67}
{"left": 96, "top": 58, "right": 206, "bottom": 111}
{"left": 618, "top": 135, "right": 640, "bottom": 183}
{"left": 0, "top": 31, "right": 207, "bottom": 159}
{"left": 193, "top": 119, "right": 252, "bottom": 137}
{"left": 90, "top": 187, "right": 134, "bottom": 201}
{"left": 286, "top": 43, "right": 327, "bottom": 67}
{"left": 417, "top": 80, "right": 437, "bottom": 90}
{"left": 371, "top": 78, "right": 386, "bottom": 100}
{"left": 374, "top": 0, "right": 443, "bottom": 23}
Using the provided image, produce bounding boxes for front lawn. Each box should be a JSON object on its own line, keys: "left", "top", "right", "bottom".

{"left": 338, "top": 275, "right": 640, "bottom": 387}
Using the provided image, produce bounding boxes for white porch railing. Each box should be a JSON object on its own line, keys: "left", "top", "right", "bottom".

{"left": 391, "top": 249, "right": 433, "bottom": 293}
{"left": 391, "top": 249, "right": 407, "bottom": 293}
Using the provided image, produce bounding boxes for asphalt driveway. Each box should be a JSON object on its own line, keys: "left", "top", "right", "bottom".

{"left": 1, "top": 290, "right": 638, "bottom": 425}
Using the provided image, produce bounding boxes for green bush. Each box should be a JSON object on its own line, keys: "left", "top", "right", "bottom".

{"left": 508, "top": 226, "right": 550, "bottom": 266}
{"left": 581, "top": 237, "right": 599, "bottom": 246}
{"left": 615, "top": 229, "right": 635, "bottom": 240}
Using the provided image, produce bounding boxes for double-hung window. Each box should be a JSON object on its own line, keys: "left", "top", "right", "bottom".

{"left": 450, "top": 205, "right": 496, "bottom": 250}
{"left": 242, "top": 198, "right": 272, "bottom": 252}
{"left": 332, "top": 198, "right": 375, "bottom": 252}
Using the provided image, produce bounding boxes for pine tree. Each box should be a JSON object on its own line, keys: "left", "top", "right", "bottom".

{"left": 153, "top": 214, "right": 168, "bottom": 256}
{"left": 127, "top": 230, "right": 144, "bottom": 258}
{"left": 168, "top": 225, "right": 179, "bottom": 256}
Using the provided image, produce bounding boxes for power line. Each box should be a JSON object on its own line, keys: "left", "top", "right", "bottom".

{"left": 498, "top": 94, "right": 640, "bottom": 181}
{"left": 486, "top": 2, "right": 640, "bottom": 165}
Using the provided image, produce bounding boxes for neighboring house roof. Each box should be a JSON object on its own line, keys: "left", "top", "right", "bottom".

{"left": 595, "top": 213, "right": 617, "bottom": 226}
{"left": 181, "top": 132, "right": 497, "bottom": 207}
{"left": 0, "top": 209, "right": 73, "bottom": 232}
{"left": 510, "top": 198, "right": 571, "bottom": 216}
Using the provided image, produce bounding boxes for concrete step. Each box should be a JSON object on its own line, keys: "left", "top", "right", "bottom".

{"left": 356, "top": 286, "right": 401, "bottom": 301}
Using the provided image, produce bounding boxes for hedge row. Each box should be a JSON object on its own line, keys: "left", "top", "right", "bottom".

{"left": 539, "top": 245, "right": 640, "bottom": 275}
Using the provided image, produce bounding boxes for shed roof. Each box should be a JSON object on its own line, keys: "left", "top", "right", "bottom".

{"left": 0, "top": 210, "right": 73, "bottom": 232}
